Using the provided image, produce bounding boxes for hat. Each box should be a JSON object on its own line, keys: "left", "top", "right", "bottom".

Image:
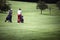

{"left": 11, "top": 9, "right": 12, "bottom": 10}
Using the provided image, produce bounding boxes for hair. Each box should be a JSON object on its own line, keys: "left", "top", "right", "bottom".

{"left": 19, "top": 8, "right": 21, "bottom": 10}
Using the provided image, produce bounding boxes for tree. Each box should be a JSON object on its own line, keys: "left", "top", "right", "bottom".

{"left": 36, "top": 0, "right": 48, "bottom": 14}
{"left": 56, "top": 1, "right": 60, "bottom": 10}
{"left": 0, "top": 0, "right": 10, "bottom": 12}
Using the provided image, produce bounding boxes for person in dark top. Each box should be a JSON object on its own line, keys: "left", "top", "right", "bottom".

{"left": 5, "top": 9, "right": 12, "bottom": 22}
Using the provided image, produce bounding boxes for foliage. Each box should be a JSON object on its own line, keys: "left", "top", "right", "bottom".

{"left": 37, "top": 1, "right": 48, "bottom": 10}
{"left": 0, "top": 0, "right": 10, "bottom": 13}
{"left": 56, "top": 1, "right": 60, "bottom": 10}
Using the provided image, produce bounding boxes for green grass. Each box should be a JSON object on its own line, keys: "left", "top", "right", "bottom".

{"left": 0, "top": 1, "right": 60, "bottom": 40}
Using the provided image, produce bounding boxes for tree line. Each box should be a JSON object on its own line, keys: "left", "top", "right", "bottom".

{"left": 37, "top": 0, "right": 60, "bottom": 15}
{"left": 0, "top": 0, "right": 60, "bottom": 15}
{"left": 10, "top": 0, "right": 59, "bottom": 3}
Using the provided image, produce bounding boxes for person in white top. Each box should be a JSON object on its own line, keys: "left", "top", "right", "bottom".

{"left": 17, "top": 8, "right": 22, "bottom": 23}
{"left": 18, "top": 8, "right": 22, "bottom": 15}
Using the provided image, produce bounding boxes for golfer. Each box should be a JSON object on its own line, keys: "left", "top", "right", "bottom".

{"left": 17, "top": 8, "right": 22, "bottom": 23}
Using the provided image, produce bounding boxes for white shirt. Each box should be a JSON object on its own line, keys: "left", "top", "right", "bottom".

{"left": 18, "top": 10, "right": 22, "bottom": 15}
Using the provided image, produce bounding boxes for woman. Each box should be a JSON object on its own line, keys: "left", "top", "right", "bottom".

{"left": 17, "top": 8, "right": 22, "bottom": 23}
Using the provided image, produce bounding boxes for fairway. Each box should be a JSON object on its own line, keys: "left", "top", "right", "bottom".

{"left": 0, "top": 1, "right": 60, "bottom": 40}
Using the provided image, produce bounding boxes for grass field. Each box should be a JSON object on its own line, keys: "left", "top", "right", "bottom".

{"left": 0, "top": 1, "right": 60, "bottom": 40}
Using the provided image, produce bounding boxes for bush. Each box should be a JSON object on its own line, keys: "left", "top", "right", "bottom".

{"left": 0, "top": 0, "right": 10, "bottom": 13}
{"left": 1, "top": 4, "right": 10, "bottom": 11}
